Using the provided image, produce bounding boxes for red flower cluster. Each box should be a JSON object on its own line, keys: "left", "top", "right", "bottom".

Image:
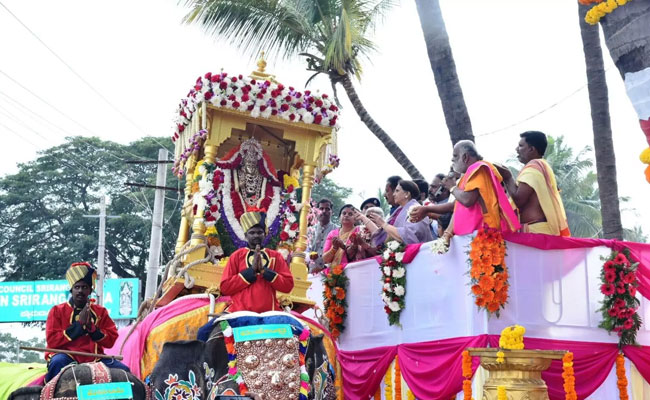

{"left": 598, "top": 249, "right": 641, "bottom": 347}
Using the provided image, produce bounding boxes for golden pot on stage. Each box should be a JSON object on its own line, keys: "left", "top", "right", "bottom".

{"left": 467, "top": 348, "right": 565, "bottom": 400}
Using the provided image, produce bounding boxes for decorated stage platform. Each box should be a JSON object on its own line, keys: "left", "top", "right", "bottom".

{"left": 305, "top": 233, "right": 650, "bottom": 399}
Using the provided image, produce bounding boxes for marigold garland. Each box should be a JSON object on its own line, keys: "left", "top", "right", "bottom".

{"left": 394, "top": 355, "right": 402, "bottom": 400}
{"left": 497, "top": 386, "right": 507, "bottom": 400}
{"left": 380, "top": 240, "right": 408, "bottom": 326}
{"left": 499, "top": 325, "right": 525, "bottom": 349}
{"left": 468, "top": 228, "right": 509, "bottom": 317}
{"left": 585, "top": 0, "right": 631, "bottom": 25}
{"left": 598, "top": 249, "right": 642, "bottom": 348}
{"left": 323, "top": 264, "right": 348, "bottom": 340}
{"left": 462, "top": 350, "right": 473, "bottom": 400}
{"left": 406, "top": 389, "right": 415, "bottom": 400}
{"left": 562, "top": 352, "right": 577, "bottom": 400}
{"left": 616, "top": 353, "right": 629, "bottom": 400}
{"left": 384, "top": 357, "right": 393, "bottom": 400}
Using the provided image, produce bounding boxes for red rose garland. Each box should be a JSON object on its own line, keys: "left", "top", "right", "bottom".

{"left": 598, "top": 249, "right": 641, "bottom": 347}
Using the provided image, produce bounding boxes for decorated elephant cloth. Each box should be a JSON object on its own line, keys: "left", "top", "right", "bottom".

{"left": 105, "top": 294, "right": 228, "bottom": 379}
{"left": 34, "top": 362, "right": 149, "bottom": 400}
{"left": 0, "top": 362, "right": 47, "bottom": 400}
{"left": 213, "top": 311, "right": 312, "bottom": 400}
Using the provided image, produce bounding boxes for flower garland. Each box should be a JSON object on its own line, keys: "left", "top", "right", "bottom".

{"left": 314, "top": 154, "right": 341, "bottom": 184}
{"left": 220, "top": 320, "right": 311, "bottom": 399}
{"left": 380, "top": 240, "right": 408, "bottom": 326}
{"left": 641, "top": 148, "right": 650, "bottom": 183}
{"left": 430, "top": 238, "right": 449, "bottom": 255}
{"left": 219, "top": 320, "right": 248, "bottom": 395}
{"left": 394, "top": 355, "right": 402, "bottom": 400}
{"left": 278, "top": 174, "right": 301, "bottom": 246}
{"left": 585, "top": 0, "right": 631, "bottom": 25}
{"left": 616, "top": 353, "right": 629, "bottom": 400}
{"left": 172, "top": 72, "right": 341, "bottom": 143}
{"left": 461, "top": 350, "right": 472, "bottom": 400}
{"left": 497, "top": 386, "right": 507, "bottom": 400}
{"left": 498, "top": 325, "right": 525, "bottom": 349}
{"left": 323, "top": 264, "right": 348, "bottom": 340}
{"left": 598, "top": 249, "right": 641, "bottom": 347}
{"left": 173, "top": 129, "right": 208, "bottom": 177}
{"left": 297, "top": 329, "right": 311, "bottom": 400}
{"left": 468, "top": 228, "right": 508, "bottom": 316}
{"left": 562, "top": 352, "right": 577, "bottom": 400}
{"left": 384, "top": 357, "right": 393, "bottom": 400}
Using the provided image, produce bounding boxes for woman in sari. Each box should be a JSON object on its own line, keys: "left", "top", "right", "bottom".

{"left": 359, "top": 180, "right": 433, "bottom": 247}
{"left": 322, "top": 204, "right": 362, "bottom": 265}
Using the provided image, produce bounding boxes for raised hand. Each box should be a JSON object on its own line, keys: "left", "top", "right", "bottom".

{"left": 408, "top": 205, "right": 427, "bottom": 222}
{"left": 253, "top": 245, "right": 263, "bottom": 273}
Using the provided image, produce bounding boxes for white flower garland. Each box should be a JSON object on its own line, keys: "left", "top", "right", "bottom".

{"left": 220, "top": 169, "right": 246, "bottom": 242}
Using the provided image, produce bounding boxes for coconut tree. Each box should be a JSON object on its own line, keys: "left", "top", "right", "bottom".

{"left": 577, "top": 3, "right": 623, "bottom": 239}
{"left": 181, "top": 0, "right": 425, "bottom": 179}
{"left": 414, "top": 0, "right": 474, "bottom": 145}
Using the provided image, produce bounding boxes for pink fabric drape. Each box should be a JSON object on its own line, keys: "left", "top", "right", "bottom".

{"left": 623, "top": 345, "right": 650, "bottom": 384}
{"left": 398, "top": 335, "right": 487, "bottom": 400}
{"left": 105, "top": 296, "right": 215, "bottom": 377}
{"left": 338, "top": 344, "right": 398, "bottom": 399}
{"left": 338, "top": 335, "right": 487, "bottom": 400}
{"left": 488, "top": 336, "right": 619, "bottom": 400}
{"left": 503, "top": 232, "right": 650, "bottom": 299}
{"left": 341, "top": 242, "right": 423, "bottom": 269}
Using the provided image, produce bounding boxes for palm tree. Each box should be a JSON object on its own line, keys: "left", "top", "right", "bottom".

{"left": 544, "top": 136, "right": 603, "bottom": 238}
{"left": 181, "top": 0, "right": 425, "bottom": 180}
{"left": 577, "top": 3, "right": 623, "bottom": 239}
{"left": 414, "top": 0, "right": 474, "bottom": 145}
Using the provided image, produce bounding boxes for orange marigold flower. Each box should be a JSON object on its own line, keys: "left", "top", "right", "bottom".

{"left": 476, "top": 297, "right": 487, "bottom": 307}
{"left": 479, "top": 275, "right": 495, "bottom": 290}
{"left": 482, "top": 290, "right": 495, "bottom": 303}
{"left": 336, "top": 289, "right": 346, "bottom": 300}
{"left": 332, "top": 265, "right": 344, "bottom": 275}
{"left": 487, "top": 301, "right": 500, "bottom": 313}
{"left": 471, "top": 284, "right": 483, "bottom": 295}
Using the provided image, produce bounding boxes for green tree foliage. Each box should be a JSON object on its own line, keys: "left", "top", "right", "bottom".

{"left": 311, "top": 177, "right": 353, "bottom": 224}
{"left": 0, "top": 332, "right": 46, "bottom": 363}
{"left": 0, "top": 136, "right": 182, "bottom": 282}
{"left": 181, "top": 0, "right": 424, "bottom": 179}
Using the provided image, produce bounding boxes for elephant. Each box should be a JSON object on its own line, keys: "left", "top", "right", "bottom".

{"left": 150, "top": 312, "right": 336, "bottom": 400}
{"left": 9, "top": 363, "right": 149, "bottom": 400}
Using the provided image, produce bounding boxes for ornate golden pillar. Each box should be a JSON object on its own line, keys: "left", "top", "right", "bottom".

{"left": 175, "top": 155, "right": 197, "bottom": 254}
{"left": 185, "top": 145, "right": 218, "bottom": 262}
{"left": 468, "top": 348, "right": 565, "bottom": 400}
{"left": 287, "top": 163, "right": 315, "bottom": 310}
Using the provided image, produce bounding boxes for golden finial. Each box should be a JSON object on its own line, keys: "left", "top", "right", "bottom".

{"left": 250, "top": 51, "right": 279, "bottom": 84}
{"left": 257, "top": 51, "right": 267, "bottom": 73}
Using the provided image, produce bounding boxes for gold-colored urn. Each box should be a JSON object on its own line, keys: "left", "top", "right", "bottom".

{"left": 467, "top": 348, "right": 565, "bottom": 400}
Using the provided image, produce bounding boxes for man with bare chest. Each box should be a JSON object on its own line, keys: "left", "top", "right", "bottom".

{"left": 498, "top": 131, "right": 570, "bottom": 236}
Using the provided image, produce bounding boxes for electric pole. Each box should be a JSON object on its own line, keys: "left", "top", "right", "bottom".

{"left": 144, "top": 149, "right": 168, "bottom": 300}
{"left": 84, "top": 195, "right": 119, "bottom": 305}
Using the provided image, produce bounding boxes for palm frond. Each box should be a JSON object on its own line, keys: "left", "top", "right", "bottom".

{"left": 182, "top": 0, "right": 318, "bottom": 61}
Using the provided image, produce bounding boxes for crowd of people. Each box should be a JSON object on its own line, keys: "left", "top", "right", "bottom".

{"left": 307, "top": 131, "right": 571, "bottom": 272}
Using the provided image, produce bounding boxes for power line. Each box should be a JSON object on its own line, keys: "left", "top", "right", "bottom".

{"left": 0, "top": 82, "right": 156, "bottom": 162}
{"left": 0, "top": 1, "right": 173, "bottom": 154}
{"left": 477, "top": 67, "right": 615, "bottom": 138}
